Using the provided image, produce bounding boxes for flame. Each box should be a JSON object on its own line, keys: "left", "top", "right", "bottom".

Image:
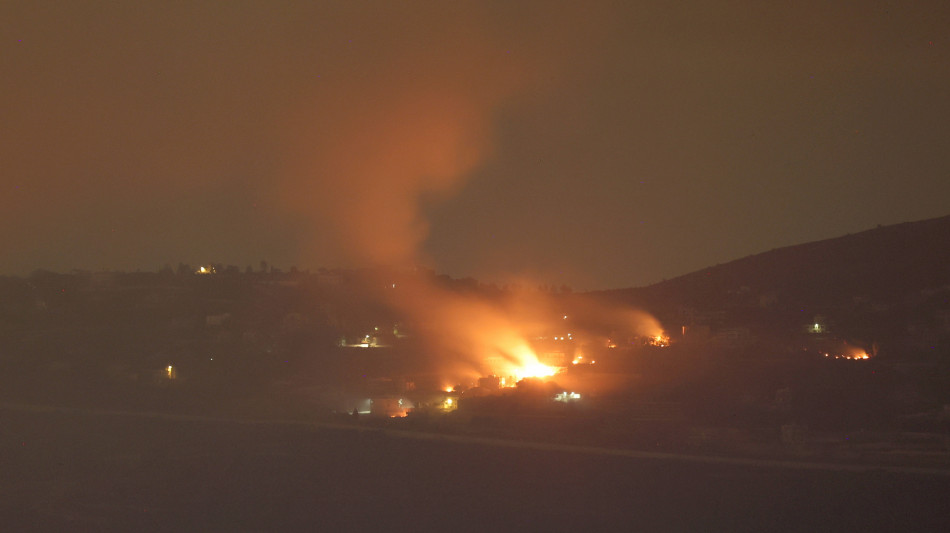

{"left": 824, "top": 344, "right": 871, "bottom": 360}
{"left": 514, "top": 360, "right": 557, "bottom": 380}
{"left": 488, "top": 341, "right": 556, "bottom": 381}
{"left": 357, "top": 270, "right": 664, "bottom": 390}
{"left": 647, "top": 334, "right": 670, "bottom": 347}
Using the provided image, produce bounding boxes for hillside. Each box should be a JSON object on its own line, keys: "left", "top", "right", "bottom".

{"left": 602, "top": 214, "right": 950, "bottom": 312}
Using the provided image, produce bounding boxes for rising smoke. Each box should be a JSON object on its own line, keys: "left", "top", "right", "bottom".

{"left": 281, "top": 4, "right": 661, "bottom": 384}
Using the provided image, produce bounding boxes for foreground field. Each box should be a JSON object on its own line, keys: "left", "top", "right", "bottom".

{"left": 2, "top": 404, "right": 948, "bottom": 532}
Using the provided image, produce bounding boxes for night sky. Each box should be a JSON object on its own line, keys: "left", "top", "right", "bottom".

{"left": 3, "top": 1, "right": 948, "bottom": 290}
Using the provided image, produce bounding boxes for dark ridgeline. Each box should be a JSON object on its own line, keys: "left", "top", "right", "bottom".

{"left": 600, "top": 214, "right": 950, "bottom": 313}
{"left": 596, "top": 214, "right": 950, "bottom": 359}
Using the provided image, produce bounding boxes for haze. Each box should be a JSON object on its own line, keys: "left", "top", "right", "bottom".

{"left": 2, "top": 1, "right": 948, "bottom": 289}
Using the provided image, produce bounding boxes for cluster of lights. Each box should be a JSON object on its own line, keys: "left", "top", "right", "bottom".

{"left": 554, "top": 391, "right": 581, "bottom": 402}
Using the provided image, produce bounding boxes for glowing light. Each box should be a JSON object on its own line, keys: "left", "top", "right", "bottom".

{"left": 572, "top": 354, "right": 593, "bottom": 366}
{"left": 515, "top": 360, "right": 557, "bottom": 379}
{"left": 647, "top": 334, "right": 670, "bottom": 347}
{"left": 441, "top": 396, "right": 457, "bottom": 411}
{"left": 554, "top": 391, "right": 581, "bottom": 402}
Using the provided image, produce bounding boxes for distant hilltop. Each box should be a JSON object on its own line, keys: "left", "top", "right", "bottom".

{"left": 601, "top": 214, "right": 950, "bottom": 311}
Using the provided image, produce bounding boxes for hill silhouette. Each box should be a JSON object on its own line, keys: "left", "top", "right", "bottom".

{"left": 601, "top": 214, "right": 950, "bottom": 312}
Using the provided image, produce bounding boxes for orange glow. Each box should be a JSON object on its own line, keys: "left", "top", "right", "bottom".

{"left": 826, "top": 344, "right": 872, "bottom": 360}
{"left": 486, "top": 341, "right": 557, "bottom": 381}
{"left": 841, "top": 349, "right": 870, "bottom": 360}
{"left": 647, "top": 334, "right": 670, "bottom": 347}
{"left": 572, "top": 354, "right": 596, "bottom": 366}
{"left": 513, "top": 359, "right": 557, "bottom": 380}
{"left": 344, "top": 269, "right": 664, "bottom": 391}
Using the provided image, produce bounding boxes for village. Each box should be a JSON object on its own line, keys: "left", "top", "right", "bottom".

{"left": 3, "top": 257, "right": 947, "bottom": 466}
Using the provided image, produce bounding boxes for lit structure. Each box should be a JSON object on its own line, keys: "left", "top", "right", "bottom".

{"left": 554, "top": 391, "right": 581, "bottom": 402}
{"left": 440, "top": 396, "right": 457, "bottom": 411}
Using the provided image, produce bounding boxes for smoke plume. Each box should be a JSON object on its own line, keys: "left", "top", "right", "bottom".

{"left": 281, "top": 4, "right": 661, "bottom": 384}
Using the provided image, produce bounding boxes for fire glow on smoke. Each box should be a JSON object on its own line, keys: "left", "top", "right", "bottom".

{"left": 402, "top": 279, "right": 668, "bottom": 389}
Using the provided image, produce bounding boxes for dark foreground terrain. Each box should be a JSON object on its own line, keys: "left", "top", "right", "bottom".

{"left": 2, "top": 405, "right": 947, "bottom": 532}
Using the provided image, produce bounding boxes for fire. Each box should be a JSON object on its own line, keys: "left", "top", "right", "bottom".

{"left": 489, "top": 342, "right": 557, "bottom": 382}
{"left": 515, "top": 360, "right": 557, "bottom": 380}
{"left": 647, "top": 334, "right": 670, "bottom": 347}
{"left": 361, "top": 270, "right": 664, "bottom": 393}
{"left": 822, "top": 345, "right": 871, "bottom": 360}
